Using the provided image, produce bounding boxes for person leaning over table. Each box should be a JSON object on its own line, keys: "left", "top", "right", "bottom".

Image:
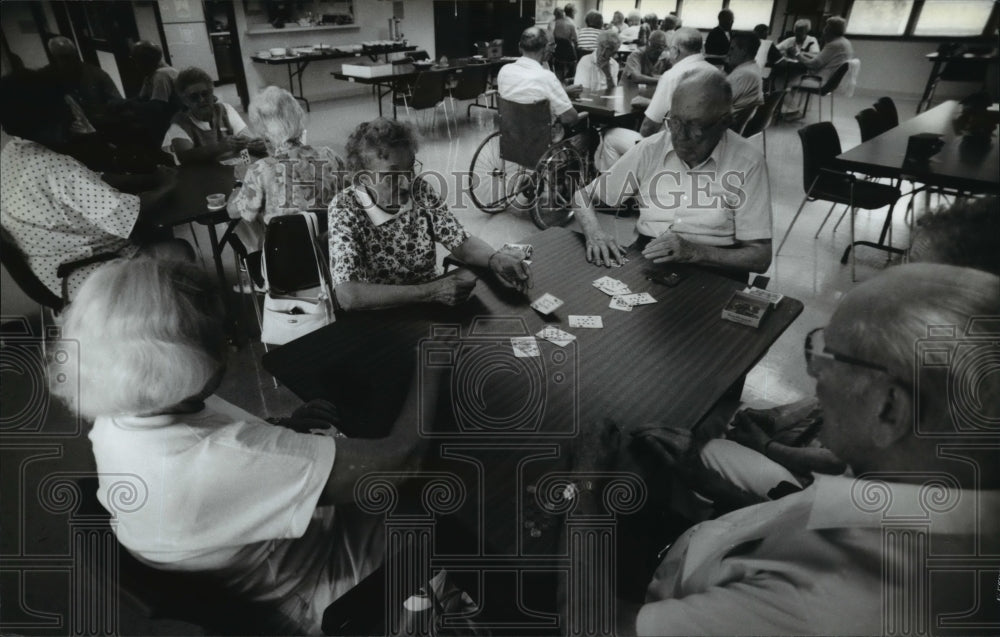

{"left": 327, "top": 118, "right": 531, "bottom": 311}
{"left": 0, "top": 69, "right": 191, "bottom": 301}
{"left": 639, "top": 28, "right": 716, "bottom": 137}
{"left": 574, "top": 29, "right": 621, "bottom": 91}
{"left": 624, "top": 30, "right": 670, "bottom": 88}
{"left": 162, "top": 67, "right": 265, "bottom": 165}
{"left": 497, "top": 26, "right": 584, "bottom": 126}
{"left": 52, "top": 257, "right": 448, "bottom": 635}
{"left": 620, "top": 263, "right": 1000, "bottom": 635}
{"left": 227, "top": 87, "right": 346, "bottom": 286}
{"left": 573, "top": 68, "right": 772, "bottom": 280}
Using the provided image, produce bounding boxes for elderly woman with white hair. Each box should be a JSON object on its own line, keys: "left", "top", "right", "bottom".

{"left": 227, "top": 86, "right": 346, "bottom": 284}
{"left": 53, "top": 257, "right": 445, "bottom": 634}
{"left": 328, "top": 117, "right": 531, "bottom": 311}
{"left": 620, "top": 10, "right": 643, "bottom": 42}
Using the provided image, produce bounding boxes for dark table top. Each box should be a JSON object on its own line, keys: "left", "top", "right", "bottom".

{"left": 571, "top": 83, "right": 645, "bottom": 124}
{"left": 835, "top": 100, "right": 1000, "bottom": 194}
{"left": 149, "top": 164, "right": 235, "bottom": 228}
{"left": 331, "top": 57, "right": 515, "bottom": 85}
{"left": 251, "top": 45, "right": 417, "bottom": 65}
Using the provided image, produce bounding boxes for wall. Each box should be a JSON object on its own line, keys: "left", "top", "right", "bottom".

{"left": 234, "top": 0, "right": 436, "bottom": 104}
{"left": 133, "top": 1, "right": 163, "bottom": 47}
{"left": 2, "top": 1, "right": 50, "bottom": 69}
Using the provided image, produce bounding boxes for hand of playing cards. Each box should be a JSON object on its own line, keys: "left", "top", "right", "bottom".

{"left": 490, "top": 248, "right": 533, "bottom": 293}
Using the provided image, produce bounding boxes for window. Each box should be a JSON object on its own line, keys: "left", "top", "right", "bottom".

{"left": 728, "top": 0, "right": 774, "bottom": 29}
{"left": 913, "top": 0, "right": 994, "bottom": 36}
{"left": 642, "top": 1, "right": 678, "bottom": 18}
{"left": 602, "top": 0, "right": 638, "bottom": 19}
{"left": 848, "top": 0, "right": 914, "bottom": 36}
{"left": 679, "top": 0, "right": 721, "bottom": 28}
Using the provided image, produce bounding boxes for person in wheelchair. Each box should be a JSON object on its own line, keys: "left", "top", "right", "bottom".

{"left": 52, "top": 257, "right": 452, "bottom": 634}
{"left": 328, "top": 118, "right": 531, "bottom": 311}
{"left": 573, "top": 68, "right": 773, "bottom": 281}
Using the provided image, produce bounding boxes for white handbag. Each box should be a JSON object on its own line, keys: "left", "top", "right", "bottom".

{"left": 259, "top": 212, "right": 335, "bottom": 346}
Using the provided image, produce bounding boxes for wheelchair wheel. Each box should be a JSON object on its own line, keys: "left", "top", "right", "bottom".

{"left": 531, "top": 139, "right": 588, "bottom": 230}
{"left": 468, "top": 132, "right": 531, "bottom": 214}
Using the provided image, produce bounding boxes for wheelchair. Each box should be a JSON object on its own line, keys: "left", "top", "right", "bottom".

{"left": 467, "top": 97, "right": 594, "bottom": 230}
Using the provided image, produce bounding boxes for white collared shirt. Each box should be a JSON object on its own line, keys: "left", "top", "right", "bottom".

{"left": 574, "top": 51, "right": 620, "bottom": 91}
{"left": 496, "top": 56, "right": 574, "bottom": 121}
{"left": 644, "top": 54, "right": 718, "bottom": 124}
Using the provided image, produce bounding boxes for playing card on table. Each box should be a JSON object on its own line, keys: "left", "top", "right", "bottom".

{"left": 609, "top": 295, "right": 633, "bottom": 311}
{"left": 240, "top": 148, "right": 252, "bottom": 165}
{"left": 536, "top": 326, "right": 576, "bottom": 347}
{"left": 568, "top": 315, "right": 603, "bottom": 329}
{"left": 530, "top": 293, "right": 564, "bottom": 315}
{"left": 511, "top": 337, "right": 541, "bottom": 357}
{"left": 592, "top": 276, "right": 631, "bottom": 296}
{"left": 619, "top": 292, "right": 657, "bottom": 305}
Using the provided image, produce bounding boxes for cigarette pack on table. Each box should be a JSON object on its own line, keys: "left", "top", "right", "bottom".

{"left": 341, "top": 63, "right": 394, "bottom": 78}
{"left": 743, "top": 286, "right": 784, "bottom": 308}
{"left": 721, "top": 290, "right": 770, "bottom": 328}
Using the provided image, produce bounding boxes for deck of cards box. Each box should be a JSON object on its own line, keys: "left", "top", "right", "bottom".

{"left": 721, "top": 289, "right": 771, "bottom": 328}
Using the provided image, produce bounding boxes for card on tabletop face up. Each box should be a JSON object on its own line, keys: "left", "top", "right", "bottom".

{"left": 568, "top": 315, "right": 603, "bottom": 329}
{"left": 531, "top": 293, "right": 564, "bottom": 315}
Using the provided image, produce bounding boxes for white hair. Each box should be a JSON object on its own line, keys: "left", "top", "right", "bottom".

{"left": 52, "top": 258, "right": 226, "bottom": 420}
{"left": 249, "top": 86, "right": 307, "bottom": 150}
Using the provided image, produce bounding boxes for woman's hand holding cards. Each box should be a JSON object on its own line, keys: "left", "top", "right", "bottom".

{"left": 489, "top": 250, "right": 533, "bottom": 293}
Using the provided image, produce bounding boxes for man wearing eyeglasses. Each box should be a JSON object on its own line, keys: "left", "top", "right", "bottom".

{"left": 638, "top": 28, "right": 715, "bottom": 138}
{"left": 625, "top": 264, "right": 1000, "bottom": 635}
{"left": 573, "top": 68, "right": 772, "bottom": 281}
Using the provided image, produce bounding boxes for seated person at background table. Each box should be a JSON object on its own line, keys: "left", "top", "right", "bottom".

{"left": 0, "top": 69, "right": 190, "bottom": 301}
{"left": 576, "top": 10, "right": 604, "bottom": 53}
{"left": 44, "top": 36, "right": 123, "bottom": 134}
{"left": 620, "top": 11, "right": 642, "bottom": 43}
{"left": 575, "top": 30, "right": 621, "bottom": 90}
{"left": 574, "top": 69, "right": 772, "bottom": 279}
{"left": 227, "top": 87, "right": 345, "bottom": 286}
{"left": 637, "top": 14, "right": 659, "bottom": 47}
{"left": 498, "top": 27, "right": 584, "bottom": 127}
{"left": 623, "top": 30, "right": 670, "bottom": 89}
{"left": 327, "top": 118, "right": 531, "bottom": 311}
{"left": 639, "top": 28, "right": 716, "bottom": 137}
{"left": 700, "top": 194, "right": 1000, "bottom": 500}
{"left": 726, "top": 31, "right": 764, "bottom": 115}
{"left": 162, "top": 67, "right": 265, "bottom": 165}
{"left": 132, "top": 40, "right": 180, "bottom": 110}
{"left": 659, "top": 14, "right": 679, "bottom": 49}
{"left": 609, "top": 10, "right": 626, "bottom": 34}
{"left": 752, "top": 24, "right": 783, "bottom": 69}
{"left": 53, "top": 257, "right": 446, "bottom": 635}
{"left": 704, "top": 9, "right": 734, "bottom": 63}
{"left": 786, "top": 16, "right": 853, "bottom": 104}
{"left": 775, "top": 19, "right": 819, "bottom": 59}
{"left": 624, "top": 263, "right": 1000, "bottom": 636}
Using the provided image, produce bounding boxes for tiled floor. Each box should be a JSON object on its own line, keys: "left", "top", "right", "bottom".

{"left": 1, "top": 88, "right": 924, "bottom": 635}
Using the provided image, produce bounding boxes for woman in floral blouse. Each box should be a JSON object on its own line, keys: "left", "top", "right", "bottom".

{"left": 328, "top": 118, "right": 532, "bottom": 311}
{"left": 227, "top": 87, "right": 346, "bottom": 285}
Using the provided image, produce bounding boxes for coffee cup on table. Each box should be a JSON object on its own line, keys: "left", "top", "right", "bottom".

{"left": 206, "top": 193, "right": 227, "bottom": 209}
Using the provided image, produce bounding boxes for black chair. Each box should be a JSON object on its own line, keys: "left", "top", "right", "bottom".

{"left": 729, "top": 105, "right": 758, "bottom": 135}
{"left": 393, "top": 71, "right": 450, "bottom": 136}
{"left": 777, "top": 122, "right": 903, "bottom": 281}
{"left": 552, "top": 37, "right": 577, "bottom": 82}
{"left": 446, "top": 65, "right": 492, "bottom": 119}
{"left": 790, "top": 62, "right": 850, "bottom": 122}
{"left": 740, "top": 89, "right": 785, "bottom": 157}
{"left": 873, "top": 96, "right": 899, "bottom": 128}
{"left": 855, "top": 107, "right": 891, "bottom": 143}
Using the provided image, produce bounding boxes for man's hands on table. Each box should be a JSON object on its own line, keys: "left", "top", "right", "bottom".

{"left": 642, "top": 231, "right": 702, "bottom": 264}
{"left": 585, "top": 229, "right": 626, "bottom": 267}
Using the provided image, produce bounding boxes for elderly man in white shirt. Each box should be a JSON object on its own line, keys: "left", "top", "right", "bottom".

{"left": 574, "top": 68, "right": 772, "bottom": 280}
{"left": 497, "top": 26, "right": 584, "bottom": 127}
{"left": 574, "top": 30, "right": 621, "bottom": 90}
{"left": 776, "top": 19, "right": 819, "bottom": 58}
{"left": 639, "top": 28, "right": 717, "bottom": 137}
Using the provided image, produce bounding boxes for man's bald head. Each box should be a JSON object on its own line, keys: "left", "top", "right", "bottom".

{"left": 673, "top": 27, "right": 704, "bottom": 57}
{"left": 668, "top": 68, "right": 732, "bottom": 165}
{"left": 648, "top": 30, "right": 668, "bottom": 48}
{"left": 520, "top": 26, "right": 550, "bottom": 54}
{"left": 672, "top": 67, "right": 732, "bottom": 118}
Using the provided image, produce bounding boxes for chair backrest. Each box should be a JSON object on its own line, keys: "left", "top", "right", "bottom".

{"left": 263, "top": 212, "right": 327, "bottom": 296}
{"left": 855, "top": 107, "right": 889, "bottom": 142}
{"left": 874, "top": 96, "right": 899, "bottom": 128}
{"left": 730, "top": 105, "right": 758, "bottom": 134}
{"left": 448, "top": 65, "right": 490, "bottom": 100}
{"left": 837, "top": 58, "right": 860, "bottom": 98}
{"left": 405, "top": 71, "right": 446, "bottom": 109}
{"left": 819, "top": 62, "right": 850, "bottom": 96}
{"left": 797, "top": 121, "right": 843, "bottom": 193}
{"left": 741, "top": 89, "right": 785, "bottom": 139}
{"left": 0, "top": 225, "right": 63, "bottom": 311}
{"left": 498, "top": 97, "right": 553, "bottom": 168}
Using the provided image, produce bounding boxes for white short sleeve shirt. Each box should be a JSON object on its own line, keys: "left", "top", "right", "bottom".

{"left": 497, "top": 56, "right": 575, "bottom": 121}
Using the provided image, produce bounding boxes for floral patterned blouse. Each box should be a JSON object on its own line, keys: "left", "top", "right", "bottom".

{"left": 228, "top": 144, "right": 346, "bottom": 226}
{"left": 327, "top": 177, "right": 471, "bottom": 286}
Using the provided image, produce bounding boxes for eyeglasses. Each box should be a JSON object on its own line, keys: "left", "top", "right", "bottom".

{"left": 183, "top": 89, "right": 214, "bottom": 103}
{"left": 665, "top": 114, "right": 728, "bottom": 141}
{"left": 804, "top": 327, "right": 890, "bottom": 376}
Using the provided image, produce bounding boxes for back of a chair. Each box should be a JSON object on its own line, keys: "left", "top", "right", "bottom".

{"left": 0, "top": 225, "right": 63, "bottom": 311}
{"left": 741, "top": 89, "right": 785, "bottom": 139}
{"left": 730, "top": 105, "right": 758, "bottom": 134}
{"left": 263, "top": 212, "right": 326, "bottom": 296}
{"left": 874, "top": 96, "right": 899, "bottom": 128}
{"left": 498, "top": 97, "right": 553, "bottom": 168}
{"left": 855, "top": 107, "right": 888, "bottom": 142}
{"left": 797, "top": 121, "right": 843, "bottom": 193}
{"left": 820, "top": 62, "right": 850, "bottom": 96}
{"left": 406, "top": 71, "right": 446, "bottom": 109}
{"left": 449, "top": 65, "right": 489, "bottom": 100}
{"left": 554, "top": 38, "right": 577, "bottom": 63}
